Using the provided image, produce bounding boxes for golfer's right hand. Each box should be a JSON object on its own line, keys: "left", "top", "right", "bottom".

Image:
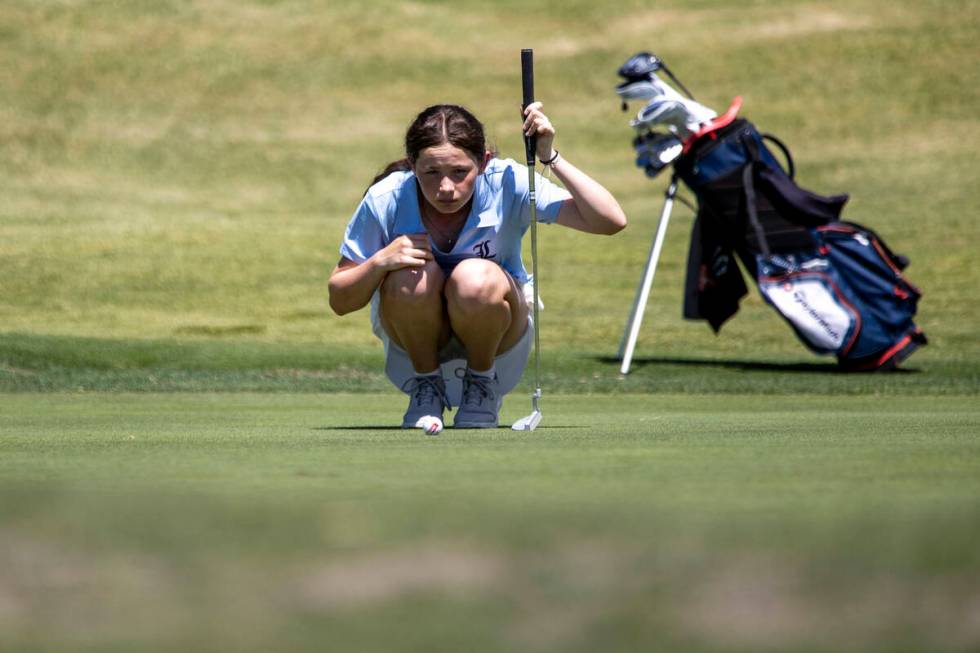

{"left": 374, "top": 233, "right": 432, "bottom": 271}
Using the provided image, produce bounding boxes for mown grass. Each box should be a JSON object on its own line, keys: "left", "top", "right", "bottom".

{"left": 1, "top": 0, "right": 978, "bottom": 377}
{"left": 1, "top": 330, "right": 976, "bottom": 395}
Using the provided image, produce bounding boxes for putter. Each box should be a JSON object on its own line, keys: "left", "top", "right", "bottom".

{"left": 512, "top": 48, "right": 543, "bottom": 432}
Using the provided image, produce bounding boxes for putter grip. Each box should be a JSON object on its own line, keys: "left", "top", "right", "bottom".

{"left": 521, "top": 48, "right": 536, "bottom": 165}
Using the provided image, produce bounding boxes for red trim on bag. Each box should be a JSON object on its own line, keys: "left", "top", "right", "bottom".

{"left": 817, "top": 225, "right": 852, "bottom": 234}
{"left": 871, "top": 238, "right": 905, "bottom": 278}
{"left": 818, "top": 224, "right": 923, "bottom": 298}
{"left": 871, "top": 239, "right": 924, "bottom": 296}
{"left": 894, "top": 285, "right": 910, "bottom": 300}
{"left": 682, "top": 96, "right": 743, "bottom": 154}
{"left": 850, "top": 333, "right": 915, "bottom": 371}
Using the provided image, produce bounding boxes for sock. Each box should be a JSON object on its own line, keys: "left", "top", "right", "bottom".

{"left": 414, "top": 368, "right": 440, "bottom": 378}
{"left": 467, "top": 365, "right": 496, "bottom": 379}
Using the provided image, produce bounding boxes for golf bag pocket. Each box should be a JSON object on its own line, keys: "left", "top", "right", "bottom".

{"left": 756, "top": 224, "right": 926, "bottom": 369}
{"left": 814, "top": 223, "right": 926, "bottom": 369}
{"left": 757, "top": 254, "right": 859, "bottom": 356}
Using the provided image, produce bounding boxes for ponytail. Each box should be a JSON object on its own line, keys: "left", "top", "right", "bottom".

{"left": 366, "top": 158, "right": 412, "bottom": 193}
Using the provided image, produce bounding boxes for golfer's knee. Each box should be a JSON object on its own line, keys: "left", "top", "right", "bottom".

{"left": 381, "top": 260, "right": 445, "bottom": 308}
{"left": 445, "top": 259, "right": 508, "bottom": 313}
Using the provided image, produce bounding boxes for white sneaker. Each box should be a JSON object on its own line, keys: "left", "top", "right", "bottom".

{"left": 400, "top": 374, "right": 449, "bottom": 429}
{"left": 453, "top": 370, "right": 500, "bottom": 429}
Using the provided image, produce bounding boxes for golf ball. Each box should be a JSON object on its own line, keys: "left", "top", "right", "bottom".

{"left": 415, "top": 415, "right": 443, "bottom": 436}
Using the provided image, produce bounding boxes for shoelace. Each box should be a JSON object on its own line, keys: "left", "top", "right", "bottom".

{"left": 402, "top": 375, "right": 449, "bottom": 410}
{"left": 461, "top": 372, "right": 496, "bottom": 407}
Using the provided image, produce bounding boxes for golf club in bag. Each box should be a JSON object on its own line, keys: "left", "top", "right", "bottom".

{"left": 616, "top": 51, "right": 927, "bottom": 373}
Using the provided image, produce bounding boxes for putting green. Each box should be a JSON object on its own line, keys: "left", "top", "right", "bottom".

{"left": 1, "top": 392, "right": 977, "bottom": 652}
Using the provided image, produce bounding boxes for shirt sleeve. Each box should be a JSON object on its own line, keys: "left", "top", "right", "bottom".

{"left": 532, "top": 170, "right": 572, "bottom": 225}
{"left": 339, "top": 196, "right": 388, "bottom": 264}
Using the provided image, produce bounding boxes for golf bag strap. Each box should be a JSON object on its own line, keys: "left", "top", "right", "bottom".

{"left": 742, "top": 162, "right": 771, "bottom": 257}
{"left": 761, "top": 133, "right": 795, "bottom": 179}
{"left": 739, "top": 133, "right": 775, "bottom": 256}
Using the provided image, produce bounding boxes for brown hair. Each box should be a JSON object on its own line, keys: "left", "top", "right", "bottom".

{"left": 369, "top": 104, "right": 493, "bottom": 188}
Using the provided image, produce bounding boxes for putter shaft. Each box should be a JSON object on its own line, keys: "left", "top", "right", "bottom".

{"left": 528, "top": 163, "right": 541, "bottom": 404}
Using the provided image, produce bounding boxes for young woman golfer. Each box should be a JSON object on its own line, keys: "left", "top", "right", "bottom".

{"left": 328, "top": 103, "right": 626, "bottom": 429}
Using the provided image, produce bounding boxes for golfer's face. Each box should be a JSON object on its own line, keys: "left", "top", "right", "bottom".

{"left": 413, "top": 143, "right": 483, "bottom": 216}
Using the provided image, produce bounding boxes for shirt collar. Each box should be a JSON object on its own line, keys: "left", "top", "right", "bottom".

{"left": 392, "top": 176, "right": 424, "bottom": 235}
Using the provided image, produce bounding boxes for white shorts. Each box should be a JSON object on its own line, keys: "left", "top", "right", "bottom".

{"left": 370, "top": 283, "right": 537, "bottom": 408}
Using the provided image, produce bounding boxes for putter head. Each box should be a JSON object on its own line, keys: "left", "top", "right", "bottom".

{"left": 511, "top": 410, "right": 542, "bottom": 431}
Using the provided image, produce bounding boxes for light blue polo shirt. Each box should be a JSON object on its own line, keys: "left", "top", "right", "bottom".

{"left": 340, "top": 157, "right": 571, "bottom": 285}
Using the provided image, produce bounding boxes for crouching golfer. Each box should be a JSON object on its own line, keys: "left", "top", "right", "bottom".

{"left": 328, "top": 103, "right": 626, "bottom": 429}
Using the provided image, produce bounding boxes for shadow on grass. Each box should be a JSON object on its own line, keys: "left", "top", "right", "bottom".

{"left": 312, "top": 425, "right": 585, "bottom": 431}
{"left": 313, "top": 426, "right": 403, "bottom": 431}
{"left": 595, "top": 356, "right": 921, "bottom": 374}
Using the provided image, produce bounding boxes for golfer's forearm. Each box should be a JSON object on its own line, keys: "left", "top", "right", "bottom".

{"left": 328, "top": 260, "right": 386, "bottom": 315}
{"left": 549, "top": 156, "right": 627, "bottom": 234}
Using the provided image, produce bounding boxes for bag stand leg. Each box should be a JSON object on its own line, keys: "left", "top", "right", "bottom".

{"left": 617, "top": 177, "right": 678, "bottom": 375}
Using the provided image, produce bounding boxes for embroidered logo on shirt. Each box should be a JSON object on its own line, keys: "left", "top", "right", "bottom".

{"left": 473, "top": 239, "right": 495, "bottom": 259}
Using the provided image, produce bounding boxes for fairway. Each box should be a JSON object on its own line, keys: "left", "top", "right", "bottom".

{"left": 2, "top": 393, "right": 978, "bottom": 652}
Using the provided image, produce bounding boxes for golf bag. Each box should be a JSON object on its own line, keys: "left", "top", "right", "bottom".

{"left": 672, "top": 115, "right": 927, "bottom": 370}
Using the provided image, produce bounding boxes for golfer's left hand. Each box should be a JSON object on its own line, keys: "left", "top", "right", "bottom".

{"left": 523, "top": 101, "right": 556, "bottom": 162}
